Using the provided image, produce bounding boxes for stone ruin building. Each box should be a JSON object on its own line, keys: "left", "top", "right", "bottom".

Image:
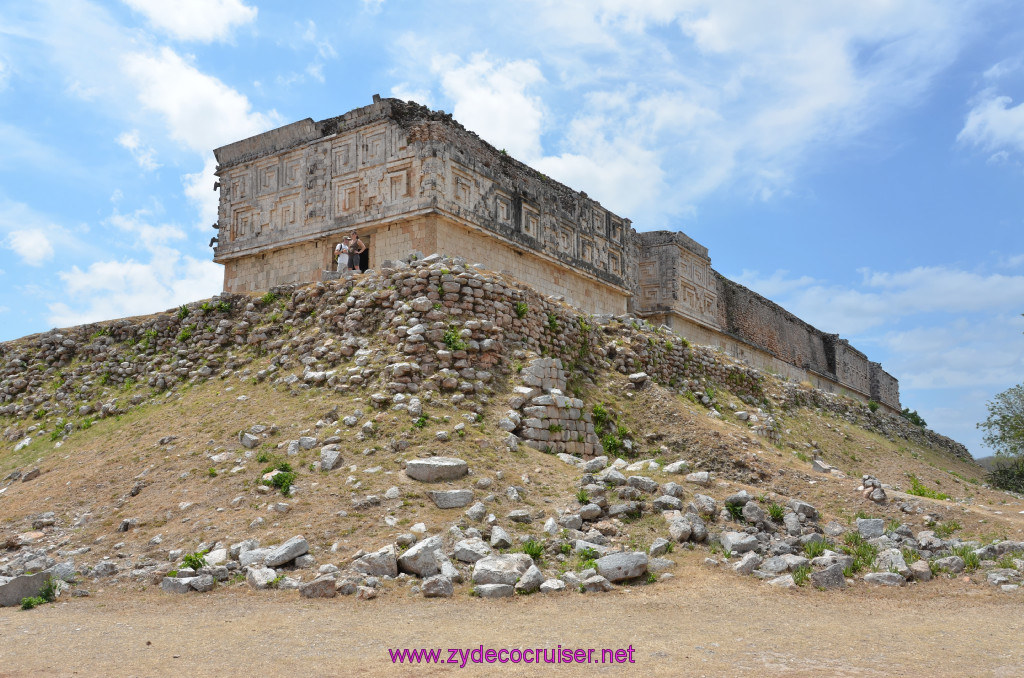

{"left": 211, "top": 95, "right": 900, "bottom": 412}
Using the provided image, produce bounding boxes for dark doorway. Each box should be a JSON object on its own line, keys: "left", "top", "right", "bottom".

{"left": 359, "top": 235, "right": 370, "bottom": 272}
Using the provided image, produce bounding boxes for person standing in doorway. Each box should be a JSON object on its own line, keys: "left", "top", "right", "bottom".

{"left": 335, "top": 236, "right": 351, "bottom": 272}
{"left": 348, "top": 233, "right": 366, "bottom": 273}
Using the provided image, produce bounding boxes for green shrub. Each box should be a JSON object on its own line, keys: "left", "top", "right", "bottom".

{"left": 578, "top": 546, "right": 598, "bottom": 562}
{"left": 443, "top": 326, "right": 467, "bottom": 351}
{"left": 576, "top": 489, "right": 590, "bottom": 504}
{"left": 521, "top": 539, "right": 544, "bottom": 561}
{"left": 177, "top": 325, "right": 194, "bottom": 343}
{"left": 20, "top": 596, "right": 45, "bottom": 610}
{"left": 840, "top": 533, "right": 878, "bottom": 573}
{"left": 767, "top": 503, "right": 785, "bottom": 521}
{"left": 39, "top": 577, "right": 59, "bottom": 603}
{"left": 726, "top": 503, "right": 744, "bottom": 521}
{"left": 907, "top": 475, "right": 949, "bottom": 500}
{"left": 261, "top": 462, "right": 295, "bottom": 495}
{"left": 803, "top": 540, "right": 827, "bottom": 559}
{"left": 256, "top": 451, "right": 271, "bottom": 463}
{"left": 546, "top": 313, "right": 559, "bottom": 333}
{"left": 900, "top": 408, "right": 927, "bottom": 427}
{"left": 177, "top": 304, "right": 189, "bottom": 320}
{"left": 793, "top": 564, "right": 812, "bottom": 586}
{"left": 933, "top": 520, "right": 961, "bottom": 539}
{"left": 952, "top": 544, "right": 980, "bottom": 572}
{"left": 413, "top": 414, "right": 429, "bottom": 429}
{"left": 514, "top": 301, "right": 528, "bottom": 318}
{"left": 181, "top": 549, "right": 209, "bottom": 570}
{"left": 216, "top": 301, "right": 232, "bottom": 313}
{"left": 600, "top": 434, "right": 622, "bottom": 455}
{"left": 987, "top": 456, "right": 1024, "bottom": 494}
{"left": 207, "top": 467, "right": 218, "bottom": 478}
{"left": 592, "top": 403, "right": 609, "bottom": 432}
{"left": 867, "top": 400, "right": 880, "bottom": 412}
{"left": 259, "top": 291, "right": 278, "bottom": 305}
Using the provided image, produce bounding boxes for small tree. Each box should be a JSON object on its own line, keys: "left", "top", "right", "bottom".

{"left": 978, "top": 384, "right": 1024, "bottom": 492}
{"left": 978, "top": 384, "right": 1024, "bottom": 458}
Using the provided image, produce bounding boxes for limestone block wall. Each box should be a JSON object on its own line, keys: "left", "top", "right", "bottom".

{"left": 833, "top": 340, "right": 870, "bottom": 396}
{"left": 224, "top": 241, "right": 326, "bottom": 293}
{"left": 714, "top": 274, "right": 833, "bottom": 377}
{"left": 434, "top": 220, "right": 627, "bottom": 316}
{"left": 870, "top": 363, "right": 901, "bottom": 410}
{"left": 512, "top": 358, "right": 601, "bottom": 456}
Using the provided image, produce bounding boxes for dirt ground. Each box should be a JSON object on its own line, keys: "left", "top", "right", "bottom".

{"left": 2, "top": 563, "right": 1022, "bottom": 678}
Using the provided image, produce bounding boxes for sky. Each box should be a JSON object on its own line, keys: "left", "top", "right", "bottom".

{"left": 0, "top": 0, "right": 1022, "bottom": 456}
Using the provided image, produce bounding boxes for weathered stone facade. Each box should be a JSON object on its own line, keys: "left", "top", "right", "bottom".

{"left": 211, "top": 97, "right": 900, "bottom": 411}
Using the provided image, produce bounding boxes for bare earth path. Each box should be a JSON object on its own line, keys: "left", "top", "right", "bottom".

{"left": 2, "top": 565, "right": 1022, "bottom": 678}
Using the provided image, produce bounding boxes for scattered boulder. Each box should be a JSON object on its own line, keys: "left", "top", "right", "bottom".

{"left": 453, "top": 538, "right": 491, "bottom": 563}
{"left": 427, "top": 489, "right": 474, "bottom": 509}
{"left": 160, "top": 577, "right": 194, "bottom": 594}
{"left": 720, "top": 532, "right": 758, "bottom": 554}
{"left": 299, "top": 576, "right": 338, "bottom": 598}
{"left": 351, "top": 545, "right": 398, "bottom": 577}
{"left": 398, "top": 536, "right": 443, "bottom": 577}
{"left": 265, "top": 536, "right": 309, "bottom": 568}
{"left": 474, "top": 583, "right": 514, "bottom": 598}
{"left": 857, "top": 518, "right": 885, "bottom": 539}
{"left": 472, "top": 554, "right": 533, "bottom": 586}
{"left": 422, "top": 575, "right": 454, "bottom": 598}
{"left": 0, "top": 571, "right": 53, "bottom": 607}
{"left": 595, "top": 552, "right": 648, "bottom": 582}
{"left": 246, "top": 567, "right": 277, "bottom": 590}
{"left": 863, "top": 572, "right": 906, "bottom": 586}
{"left": 809, "top": 563, "right": 846, "bottom": 590}
{"left": 582, "top": 575, "right": 614, "bottom": 593}
{"left": 405, "top": 457, "right": 468, "bottom": 482}
{"left": 514, "top": 565, "right": 544, "bottom": 594}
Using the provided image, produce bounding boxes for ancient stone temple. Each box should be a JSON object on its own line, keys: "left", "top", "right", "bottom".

{"left": 211, "top": 96, "right": 900, "bottom": 411}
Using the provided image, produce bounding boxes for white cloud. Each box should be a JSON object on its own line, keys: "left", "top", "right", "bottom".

{"left": 0, "top": 59, "right": 9, "bottom": 91}
{"left": 6, "top": 229, "right": 54, "bottom": 266}
{"left": 881, "top": 316, "right": 1024, "bottom": 390}
{"left": 396, "top": 2, "right": 970, "bottom": 225}
{"left": 390, "top": 83, "right": 432, "bottom": 107}
{"left": 48, "top": 250, "right": 223, "bottom": 327}
{"left": 183, "top": 156, "right": 220, "bottom": 231}
{"left": 362, "top": 0, "right": 385, "bottom": 14}
{"left": 122, "top": 0, "right": 257, "bottom": 43}
{"left": 958, "top": 91, "right": 1024, "bottom": 156}
{"left": 121, "top": 47, "right": 278, "bottom": 153}
{"left": 736, "top": 265, "right": 1024, "bottom": 336}
{"left": 433, "top": 53, "right": 546, "bottom": 161}
{"left": 116, "top": 129, "right": 160, "bottom": 171}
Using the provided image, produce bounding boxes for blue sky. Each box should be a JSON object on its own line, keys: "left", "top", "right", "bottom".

{"left": 1, "top": 0, "right": 1022, "bottom": 456}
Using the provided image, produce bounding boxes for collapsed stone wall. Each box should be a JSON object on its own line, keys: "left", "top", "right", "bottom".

{"left": 0, "top": 253, "right": 922, "bottom": 464}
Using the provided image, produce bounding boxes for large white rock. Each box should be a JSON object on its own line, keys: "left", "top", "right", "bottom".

{"left": 246, "top": 567, "right": 277, "bottom": 590}
{"left": 398, "top": 536, "right": 443, "bottom": 577}
{"left": 453, "top": 538, "right": 492, "bottom": 563}
{"left": 427, "top": 489, "right": 474, "bottom": 509}
{"left": 471, "top": 554, "right": 533, "bottom": 586}
{"left": 719, "top": 532, "right": 758, "bottom": 554}
{"left": 239, "top": 548, "right": 273, "bottom": 568}
{"left": 264, "top": 535, "right": 309, "bottom": 568}
{"left": 405, "top": 457, "right": 468, "bottom": 482}
{"left": 351, "top": 545, "right": 398, "bottom": 577}
{"left": 595, "top": 551, "right": 648, "bottom": 582}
